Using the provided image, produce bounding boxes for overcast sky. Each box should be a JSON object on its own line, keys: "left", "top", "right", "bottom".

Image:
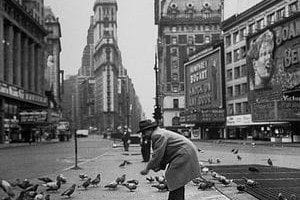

{"left": 44, "top": 0, "right": 262, "bottom": 118}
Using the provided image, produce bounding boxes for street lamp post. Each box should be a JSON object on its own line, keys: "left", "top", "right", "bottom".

{"left": 153, "top": 53, "right": 162, "bottom": 124}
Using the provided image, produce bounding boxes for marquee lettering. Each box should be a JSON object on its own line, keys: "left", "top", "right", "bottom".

{"left": 275, "top": 19, "right": 299, "bottom": 47}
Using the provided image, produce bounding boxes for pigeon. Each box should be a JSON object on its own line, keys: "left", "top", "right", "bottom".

{"left": 237, "top": 184, "right": 246, "bottom": 192}
{"left": 45, "top": 181, "right": 61, "bottom": 192}
{"left": 192, "top": 177, "right": 203, "bottom": 185}
{"left": 211, "top": 171, "right": 218, "bottom": 178}
{"left": 104, "top": 182, "right": 118, "bottom": 190}
{"left": 115, "top": 174, "right": 126, "bottom": 185}
{"left": 38, "top": 177, "right": 53, "bottom": 183}
{"left": 16, "top": 179, "right": 33, "bottom": 190}
{"left": 146, "top": 176, "right": 155, "bottom": 183}
{"left": 216, "top": 158, "right": 221, "bottom": 163}
{"left": 237, "top": 155, "right": 242, "bottom": 161}
{"left": 220, "top": 178, "right": 232, "bottom": 186}
{"left": 61, "top": 184, "right": 76, "bottom": 197}
{"left": 231, "top": 148, "right": 235, "bottom": 152}
{"left": 79, "top": 178, "right": 91, "bottom": 189}
{"left": 122, "top": 183, "right": 137, "bottom": 192}
{"left": 124, "top": 160, "right": 132, "bottom": 165}
{"left": 217, "top": 175, "right": 226, "bottom": 182}
{"left": 242, "top": 177, "right": 257, "bottom": 187}
{"left": 119, "top": 161, "right": 126, "bottom": 167}
{"left": 79, "top": 174, "right": 88, "bottom": 180}
{"left": 267, "top": 158, "right": 273, "bottom": 166}
{"left": 0, "top": 180, "right": 15, "bottom": 197}
{"left": 25, "top": 191, "right": 38, "bottom": 198}
{"left": 198, "top": 181, "right": 214, "bottom": 190}
{"left": 198, "top": 148, "right": 204, "bottom": 153}
{"left": 57, "top": 174, "right": 67, "bottom": 184}
{"left": 248, "top": 166, "right": 260, "bottom": 173}
{"left": 151, "top": 183, "right": 168, "bottom": 191}
{"left": 278, "top": 193, "right": 287, "bottom": 200}
{"left": 155, "top": 176, "right": 166, "bottom": 184}
{"left": 233, "top": 149, "right": 239, "bottom": 154}
{"left": 126, "top": 179, "right": 139, "bottom": 185}
{"left": 91, "top": 174, "right": 101, "bottom": 187}
{"left": 201, "top": 167, "right": 209, "bottom": 174}
{"left": 34, "top": 193, "right": 45, "bottom": 200}
{"left": 24, "top": 184, "right": 39, "bottom": 193}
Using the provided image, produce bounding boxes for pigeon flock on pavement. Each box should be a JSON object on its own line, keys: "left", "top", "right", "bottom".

{"left": 0, "top": 146, "right": 296, "bottom": 200}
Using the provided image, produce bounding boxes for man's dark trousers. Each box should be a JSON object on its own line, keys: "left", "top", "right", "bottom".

{"left": 168, "top": 186, "right": 184, "bottom": 200}
{"left": 141, "top": 138, "right": 151, "bottom": 162}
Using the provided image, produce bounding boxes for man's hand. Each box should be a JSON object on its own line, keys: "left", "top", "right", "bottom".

{"left": 140, "top": 169, "right": 149, "bottom": 175}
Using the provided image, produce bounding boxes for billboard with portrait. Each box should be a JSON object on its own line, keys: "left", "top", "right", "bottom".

{"left": 247, "top": 14, "right": 300, "bottom": 103}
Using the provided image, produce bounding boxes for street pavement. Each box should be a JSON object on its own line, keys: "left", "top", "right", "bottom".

{"left": 1, "top": 136, "right": 300, "bottom": 199}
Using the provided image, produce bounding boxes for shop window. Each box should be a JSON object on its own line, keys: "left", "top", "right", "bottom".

{"left": 227, "top": 104, "right": 234, "bottom": 115}
{"left": 173, "top": 99, "right": 179, "bottom": 108}
{"left": 226, "top": 52, "right": 232, "bottom": 64}
{"left": 225, "top": 35, "right": 231, "bottom": 47}
{"left": 235, "top": 103, "right": 242, "bottom": 114}
{"left": 227, "top": 69, "right": 233, "bottom": 81}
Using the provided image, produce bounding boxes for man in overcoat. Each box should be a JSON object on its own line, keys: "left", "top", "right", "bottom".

{"left": 139, "top": 120, "right": 201, "bottom": 200}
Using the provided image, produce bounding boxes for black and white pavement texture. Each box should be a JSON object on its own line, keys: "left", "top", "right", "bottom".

{"left": 0, "top": 135, "right": 299, "bottom": 199}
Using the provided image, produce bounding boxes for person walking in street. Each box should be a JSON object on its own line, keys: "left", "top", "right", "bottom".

{"left": 139, "top": 120, "right": 201, "bottom": 200}
{"left": 122, "top": 130, "right": 130, "bottom": 151}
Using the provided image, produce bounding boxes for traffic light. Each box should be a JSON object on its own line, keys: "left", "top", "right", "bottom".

{"left": 153, "top": 105, "right": 162, "bottom": 121}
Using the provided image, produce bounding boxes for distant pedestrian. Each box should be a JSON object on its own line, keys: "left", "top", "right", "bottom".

{"left": 139, "top": 119, "right": 201, "bottom": 200}
{"left": 122, "top": 130, "right": 130, "bottom": 151}
{"left": 140, "top": 123, "right": 151, "bottom": 162}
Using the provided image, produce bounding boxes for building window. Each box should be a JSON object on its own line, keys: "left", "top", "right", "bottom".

{"left": 241, "top": 64, "right": 247, "bottom": 77}
{"left": 204, "top": 35, "right": 210, "bottom": 43}
{"left": 172, "top": 85, "right": 179, "bottom": 93}
{"left": 241, "top": 83, "right": 248, "bottom": 95}
{"left": 277, "top": 8, "right": 285, "bottom": 20}
{"left": 165, "top": 35, "right": 171, "bottom": 44}
{"left": 227, "top": 86, "right": 233, "bottom": 98}
{"left": 167, "top": 84, "right": 171, "bottom": 91}
{"left": 179, "top": 35, "right": 187, "bottom": 44}
{"left": 243, "top": 102, "right": 250, "bottom": 113}
{"left": 171, "top": 26, "right": 177, "bottom": 32}
{"left": 226, "top": 52, "right": 232, "bottom": 64}
{"left": 289, "top": 2, "right": 299, "bottom": 14}
{"left": 173, "top": 99, "right": 179, "bottom": 108}
{"left": 235, "top": 103, "right": 242, "bottom": 114}
{"left": 233, "top": 31, "right": 239, "bottom": 44}
{"left": 235, "top": 85, "right": 241, "bottom": 96}
{"left": 226, "top": 69, "right": 233, "bottom": 81}
{"left": 225, "top": 35, "right": 231, "bottom": 47}
{"left": 248, "top": 23, "right": 255, "bottom": 35}
{"left": 233, "top": 49, "right": 240, "bottom": 62}
{"left": 257, "top": 18, "right": 264, "bottom": 30}
{"left": 240, "top": 46, "right": 246, "bottom": 59}
{"left": 188, "top": 47, "right": 195, "bottom": 55}
{"left": 227, "top": 104, "right": 234, "bottom": 115}
{"left": 267, "top": 13, "right": 275, "bottom": 25}
{"left": 195, "top": 34, "right": 204, "bottom": 44}
{"left": 239, "top": 28, "right": 246, "bottom": 41}
{"left": 172, "top": 116, "right": 180, "bottom": 126}
{"left": 172, "top": 36, "right": 177, "bottom": 44}
{"left": 234, "top": 66, "right": 241, "bottom": 79}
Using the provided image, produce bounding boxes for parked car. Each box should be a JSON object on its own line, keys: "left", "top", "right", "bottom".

{"left": 76, "top": 129, "right": 89, "bottom": 137}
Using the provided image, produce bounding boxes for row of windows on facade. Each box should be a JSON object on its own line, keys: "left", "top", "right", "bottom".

{"left": 225, "top": 1, "right": 298, "bottom": 47}
{"left": 227, "top": 83, "right": 248, "bottom": 98}
{"left": 166, "top": 83, "right": 184, "bottom": 93}
{"left": 166, "top": 24, "right": 220, "bottom": 33}
{"left": 225, "top": 46, "right": 246, "bottom": 64}
{"left": 99, "top": 7, "right": 115, "bottom": 19}
{"left": 165, "top": 33, "right": 220, "bottom": 46}
{"left": 227, "top": 102, "right": 250, "bottom": 115}
{"left": 226, "top": 64, "right": 247, "bottom": 81}
{"left": 167, "top": 11, "right": 219, "bottom": 20}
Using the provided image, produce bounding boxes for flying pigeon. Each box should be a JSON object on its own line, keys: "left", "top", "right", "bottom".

{"left": 78, "top": 178, "right": 91, "bottom": 189}
{"left": 126, "top": 179, "right": 139, "bottom": 185}
{"left": 267, "top": 158, "right": 273, "bottom": 166}
{"left": 79, "top": 174, "right": 88, "bottom": 181}
{"left": 122, "top": 183, "right": 137, "bottom": 192}
{"left": 198, "top": 181, "right": 214, "bottom": 190}
{"left": 61, "top": 184, "right": 76, "bottom": 197}
{"left": 38, "top": 177, "right": 53, "bottom": 183}
{"left": 237, "top": 155, "right": 242, "bottom": 161}
{"left": 0, "top": 180, "right": 15, "bottom": 198}
{"left": 198, "top": 148, "right": 204, "bottom": 153}
{"left": 236, "top": 184, "right": 245, "bottom": 193}
{"left": 104, "top": 182, "right": 118, "bottom": 190}
{"left": 124, "top": 160, "right": 132, "bottom": 165}
{"left": 146, "top": 176, "right": 155, "bottom": 183}
{"left": 119, "top": 161, "right": 126, "bottom": 167}
{"left": 115, "top": 174, "right": 126, "bottom": 185}
{"left": 57, "top": 174, "right": 67, "bottom": 184}
{"left": 151, "top": 183, "right": 168, "bottom": 191}
{"left": 91, "top": 174, "right": 101, "bottom": 187}
{"left": 248, "top": 166, "right": 260, "bottom": 173}
{"left": 233, "top": 149, "right": 239, "bottom": 154}
{"left": 155, "top": 176, "right": 166, "bottom": 184}
{"left": 231, "top": 148, "right": 235, "bottom": 152}
{"left": 242, "top": 177, "right": 257, "bottom": 187}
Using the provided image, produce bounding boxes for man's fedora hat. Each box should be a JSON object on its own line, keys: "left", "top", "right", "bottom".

{"left": 137, "top": 120, "right": 158, "bottom": 133}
